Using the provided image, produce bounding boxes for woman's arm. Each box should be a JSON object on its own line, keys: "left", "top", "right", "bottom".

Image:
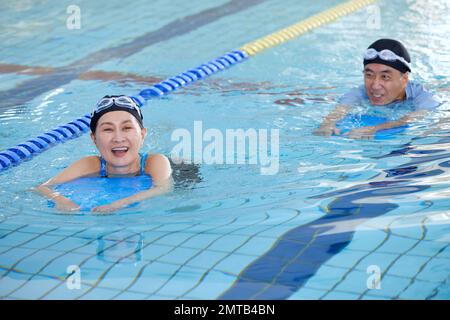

{"left": 33, "top": 156, "right": 100, "bottom": 212}
{"left": 92, "top": 154, "right": 173, "bottom": 212}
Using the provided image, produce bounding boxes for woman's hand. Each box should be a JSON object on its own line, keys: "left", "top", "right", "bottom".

{"left": 91, "top": 200, "right": 125, "bottom": 213}
{"left": 54, "top": 196, "right": 80, "bottom": 212}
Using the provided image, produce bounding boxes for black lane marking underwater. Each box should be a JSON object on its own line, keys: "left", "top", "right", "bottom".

{"left": 374, "top": 133, "right": 450, "bottom": 160}
{"left": 219, "top": 132, "right": 450, "bottom": 299}
{"left": 376, "top": 132, "right": 450, "bottom": 179}
{"left": 0, "top": 0, "right": 266, "bottom": 111}
{"left": 312, "top": 132, "right": 450, "bottom": 201}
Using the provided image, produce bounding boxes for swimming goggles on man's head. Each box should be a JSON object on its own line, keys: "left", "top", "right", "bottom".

{"left": 93, "top": 95, "right": 143, "bottom": 118}
{"left": 364, "top": 48, "right": 411, "bottom": 71}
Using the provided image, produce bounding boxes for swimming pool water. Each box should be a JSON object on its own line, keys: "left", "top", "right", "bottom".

{"left": 0, "top": 0, "right": 449, "bottom": 300}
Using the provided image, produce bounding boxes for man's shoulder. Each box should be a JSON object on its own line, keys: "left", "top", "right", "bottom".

{"left": 407, "top": 81, "right": 441, "bottom": 109}
{"left": 407, "top": 81, "right": 426, "bottom": 94}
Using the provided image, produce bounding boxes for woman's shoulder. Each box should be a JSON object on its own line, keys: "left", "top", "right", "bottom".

{"left": 45, "top": 156, "right": 100, "bottom": 185}
{"left": 64, "top": 156, "right": 101, "bottom": 174}
{"left": 145, "top": 153, "right": 170, "bottom": 168}
{"left": 74, "top": 155, "right": 101, "bottom": 167}
{"left": 146, "top": 153, "right": 169, "bottom": 161}
{"left": 144, "top": 153, "right": 172, "bottom": 179}
{"left": 60, "top": 156, "right": 101, "bottom": 177}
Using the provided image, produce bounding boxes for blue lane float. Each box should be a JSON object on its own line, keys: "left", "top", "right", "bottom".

{"left": 0, "top": 50, "right": 248, "bottom": 172}
{"left": 335, "top": 114, "right": 408, "bottom": 140}
{"left": 0, "top": 114, "right": 92, "bottom": 169}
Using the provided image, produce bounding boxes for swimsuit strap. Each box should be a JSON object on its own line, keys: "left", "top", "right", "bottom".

{"left": 98, "top": 153, "right": 148, "bottom": 177}
{"left": 99, "top": 156, "right": 107, "bottom": 177}
{"left": 140, "top": 153, "right": 148, "bottom": 176}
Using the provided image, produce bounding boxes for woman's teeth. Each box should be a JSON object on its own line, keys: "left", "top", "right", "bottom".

{"left": 112, "top": 147, "right": 129, "bottom": 155}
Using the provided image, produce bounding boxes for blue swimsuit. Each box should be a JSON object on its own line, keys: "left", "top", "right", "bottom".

{"left": 99, "top": 153, "right": 149, "bottom": 177}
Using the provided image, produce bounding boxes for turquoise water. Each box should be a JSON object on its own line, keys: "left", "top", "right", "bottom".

{"left": 0, "top": 0, "right": 449, "bottom": 299}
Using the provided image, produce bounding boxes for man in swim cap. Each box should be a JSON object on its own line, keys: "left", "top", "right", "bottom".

{"left": 315, "top": 38, "right": 441, "bottom": 139}
{"left": 35, "top": 95, "right": 172, "bottom": 212}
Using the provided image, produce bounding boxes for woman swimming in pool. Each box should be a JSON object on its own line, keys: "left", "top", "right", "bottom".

{"left": 35, "top": 95, "right": 172, "bottom": 213}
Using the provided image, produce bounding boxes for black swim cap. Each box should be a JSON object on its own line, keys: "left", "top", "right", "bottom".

{"left": 363, "top": 38, "right": 411, "bottom": 73}
{"left": 90, "top": 95, "right": 144, "bottom": 133}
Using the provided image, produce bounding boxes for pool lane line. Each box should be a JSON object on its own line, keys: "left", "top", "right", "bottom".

{"left": 240, "top": 0, "right": 377, "bottom": 56}
{"left": 0, "top": 0, "right": 376, "bottom": 171}
{"left": 0, "top": 50, "right": 248, "bottom": 172}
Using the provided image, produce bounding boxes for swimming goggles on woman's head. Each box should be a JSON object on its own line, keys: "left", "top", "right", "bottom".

{"left": 94, "top": 95, "right": 143, "bottom": 118}
{"left": 364, "top": 48, "right": 411, "bottom": 71}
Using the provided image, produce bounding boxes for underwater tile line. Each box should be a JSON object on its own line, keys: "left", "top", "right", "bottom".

{"left": 73, "top": 222, "right": 203, "bottom": 299}
{"left": 107, "top": 211, "right": 288, "bottom": 299}
{"left": 395, "top": 243, "right": 449, "bottom": 300}
{"left": 2, "top": 227, "right": 96, "bottom": 298}
{"left": 107, "top": 219, "right": 243, "bottom": 299}
{"left": 218, "top": 183, "right": 431, "bottom": 300}
{"left": 424, "top": 251, "right": 450, "bottom": 300}
{"left": 150, "top": 216, "right": 266, "bottom": 298}
{"left": 38, "top": 224, "right": 164, "bottom": 299}
{"left": 0, "top": 226, "right": 63, "bottom": 278}
{"left": 357, "top": 216, "right": 428, "bottom": 299}
{"left": 0, "top": 266, "right": 70, "bottom": 300}
{"left": 0, "top": 0, "right": 267, "bottom": 111}
{"left": 319, "top": 226, "right": 392, "bottom": 299}
{"left": 176, "top": 210, "right": 302, "bottom": 299}
{"left": 0, "top": 225, "right": 135, "bottom": 299}
{"left": 247, "top": 229, "right": 321, "bottom": 299}
{"left": 38, "top": 227, "right": 143, "bottom": 299}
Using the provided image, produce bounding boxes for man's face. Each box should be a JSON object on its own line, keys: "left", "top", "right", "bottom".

{"left": 363, "top": 63, "right": 409, "bottom": 106}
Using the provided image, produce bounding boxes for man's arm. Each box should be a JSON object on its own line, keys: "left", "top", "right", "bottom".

{"left": 314, "top": 104, "right": 352, "bottom": 136}
{"left": 345, "top": 110, "right": 428, "bottom": 140}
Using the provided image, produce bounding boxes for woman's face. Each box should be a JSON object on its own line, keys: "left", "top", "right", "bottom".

{"left": 90, "top": 111, "right": 147, "bottom": 174}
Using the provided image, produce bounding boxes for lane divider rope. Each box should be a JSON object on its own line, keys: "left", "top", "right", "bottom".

{"left": 240, "top": 0, "right": 376, "bottom": 56}
{"left": 0, "top": 0, "right": 376, "bottom": 171}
